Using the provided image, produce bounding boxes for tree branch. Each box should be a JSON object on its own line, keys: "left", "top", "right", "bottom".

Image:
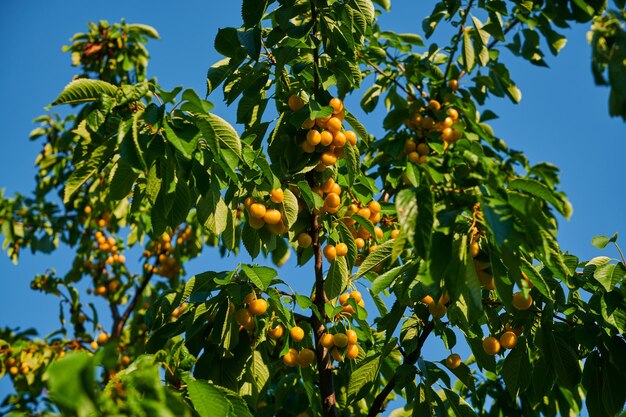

{"left": 308, "top": 2, "right": 338, "bottom": 416}
{"left": 362, "top": 56, "right": 420, "bottom": 102}
{"left": 112, "top": 267, "right": 155, "bottom": 339}
{"left": 367, "top": 321, "right": 435, "bottom": 417}
{"left": 443, "top": 0, "right": 476, "bottom": 84}
{"left": 486, "top": 19, "right": 520, "bottom": 50}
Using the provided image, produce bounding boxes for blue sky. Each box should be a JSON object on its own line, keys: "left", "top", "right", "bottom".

{"left": 0, "top": 0, "right": 623, "bottom": 415}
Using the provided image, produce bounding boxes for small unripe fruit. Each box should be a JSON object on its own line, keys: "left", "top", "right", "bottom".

{"left": 263, "top": 209, "right": 282, "bottom": 225}
{"left": 333, "top": 333, "right": 348, "bottom": 348}
{"left": 290, "top": 326, "right": 305, "bottom": 342}
{"left": 297, "top": 348, "right": 316, "bottom": 367}
{"left": 368, "top": 200, "right": 381, "bottom": 213}
{"left": 332, "top": 131, "right": 346, "bottom": 147}
{"left": 421, "top": 117, "right": 435, "bottom": 130}
{"left": 408, "top": 151, "right": 420, "bottom": 164}
{"left": 470, "top": 241, "right": 480, "bottom": 257}
{"left": 268, "top": 324, "right": 285, "bottom": 339}
{"left": 270, "top": 189, "right": 284, "bottom": 203}
{"left": 374, "top": 226, "right": 383, "bottom": 239}
{"left": 500, "top": 331, "right": 518, "bottom": 349}
{"left": 302, "top": 118, "right": 316, "bottom": 129}
{"left": 357, "top": 207, "right": 371, "bottom": 219}
{"left": 288, "top": 95, "right": 305, "bottom": 112}
{"left": 390, "top": 230, "right": 400, "bottom": 239}
{"left": 416, "top": 143, "right": 430, "bottom": 156}
{"left": 120, "top": 355, "right": 131, "bottom": 366}
{"left": 235, "top": 309, "right": 253, "bottom": 326}
{"left": 249, "top": 216, "right": 265, "bottom": 230}
{"left": 355, "top": 238, "right": 365, "bottom": 249}
{"left": 330, "top": 183, "right": 341, "bottom": 195}
{"left": 512, "top": 292, "right": 533, "bottom": 310}
{"left": 346, "top": 329, "right": 358, "bottom": 345}
{"left": 477, "top": 270, "right": 495, "bottom": 290}
{"left": 97, "top": 333, "right": 109, "bottom": 344}
{"left": 249, "top": 299, "right": 268, "bottom": 315}
{"left": 335, "top": 243, "right": 348, "bottom": 257}
{"left": 244, "top": 291, "right": 257, "bottom": 305}
{"left": 90, "top": 341, "right": 99, "bottom": 350}
{"left": 447, "top": 108, "right": 459, "bottom": 120}
{"left": 448, "top": 79, "right": 459, "bottom": 90}
{"left": 302, "top": 141, "right": 316, "bottom": 153}
{"left": 283, "top": 348, "right": 299, "bottom": 367}
{"left": 298, "top": 233, "right": 312, "bottom": 248}
{"left": 249, "top": 203, "right": 267, "bottom": 219}
{"left": 428, "top": 99, "right": 441, "bottom": 111}
{"left": 324, "top": 193, "right": 341, "bottom": 208}
{"left": 320, "top": 333, "right": 335, "bottom": 348}
{"left": 339, "top": 293, "right": 350, "bottom": 305}
{"left": 442, "top": 127, "right": 455, "bottom": 143}
{"left": 350, "top": 290, "right": 362, "bottom": 303}
{"left": 321, "top": 178, "right": 335, "bottom": 193}
{"left": 320, "top": 130, "right": 334, "bottom": 146}
{"left": 346, "top": 344, "right": 359, "bottom": 360}
{"left": 329, "top": 98, "right": 344, "bottom": 114}
{"left": 327, "top": 117, "right": 342, "bottom": 133}
{"left": 345, "top": 130, "right": 357, "bottom": 145}
{"left": 9, "top": 366, "right": 19, "bottom": 375}
{"left": 320, "top": 152, "right": 337, "bottom": 166}
{"left": 324, "top": 245, "right": 337, "bottom": 262}
{"left": 306, "top": 130, "right": 321, "bottom": 146}
{"left": 404, "top": 140, "right": 417, "bottom": 153}
{"left": 428, "top": 302, "right": 447, "bottom": 319}
{"left": 483, "top": 336, "right": 501, "bottom": 356}
{"left": 445, "top": 353, "right": 462, "bottom": 369}
{"left": 331, "top": 347, "right": 343, "bottom": 362}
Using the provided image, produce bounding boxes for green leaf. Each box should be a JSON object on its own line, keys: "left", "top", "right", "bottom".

{"left": 443, "top": 388, "right": 479, "bottom": 417}
{"left": 241, "top": 265, "right": 277, "bottom": 291}
{"left": 396, "top": 189, "right": 417, "bottom": 246}
{"left": 462, "top": 31, "right": 475, "bottom": 73}
{"left": 242, "top": 0, "right": 268, "bottom": 28}
{"left": 207, "top": 58, "right": 233, "bottom": 95}
{"left": 186, "top": 378, "right": 234, "bottom": 417}
{"left": 349, "top": 0, "right": 376, "bottom": 25}
{"left": 325, "top": 256, "right": 349, "bottom": 300}
{"left": 109, "top": 159, "right": 138, "bottom": 200}
{"left": 50, "top": 79, "right": 118, "bottom": 106}
{"left": 356, "top": 238, "right": 396, "bottom": 278}
{"left": 46, "top": 352, "right": 97, "bottom": 417}
{"left": 508, "top": 178, "right": 569, "bottom": 218}
{"left": 344, "top": 111, "right": 368, "bottom": 144}
{"left": 64, "top": 142, "right": 115, "bottom": 203}
{"left": 337, "top": 221, "right": 358, "bottom": 270}
{"left": 195, "top": 113, "right": 242, "bottom": 158}
{"left": 348, "top": 354, "right": 381, "bottom": 404}
{"left": 519, "top": 258, "right": 552, "bottom": 300}
{"left": 371, "top": 265, "right": 404, "bottom": 294}
{"left": 446, "top": 362, "right": 475, "bottom": 391}
{"left": 594, "top": 262, "right": 626, "bottom": 292}
{"left": 592, "top": 233, "right": 618, "bottom": 249}
{"left": 163, "top": 118, "right": 199, "bottom": 160}
{"left": 344, "top": 142, "right": 361, "bottom": 186}
{"left": 414, "top": 186, "right": 434, "bottom": 259}
{"left": 544, "top": 330, "right": 582, "bottom": 389}
{"left": 501, "top": 343, "right": 531, "bottom": 398}
{"left": 281, "top": 188, "right": 299, "bottom": 228}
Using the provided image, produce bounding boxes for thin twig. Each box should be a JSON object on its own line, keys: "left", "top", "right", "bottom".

{"left": 486, "top": 19, "right": 520, "bottom": 50}
{"left": 367, "top": 321, "right": 435, "bottom": 417}
{"left": 443, "top": 0, "right": 476, "bottom": 84}
{"left": 362, "top": 56, "right": 420, "bottom": 102}
{"left": 112, "top": 263, "right": 156, "bottom": 338}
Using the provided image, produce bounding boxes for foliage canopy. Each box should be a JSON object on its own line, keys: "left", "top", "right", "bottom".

{"left": 1, "top": 2, "right": 626, "bottom": 417}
